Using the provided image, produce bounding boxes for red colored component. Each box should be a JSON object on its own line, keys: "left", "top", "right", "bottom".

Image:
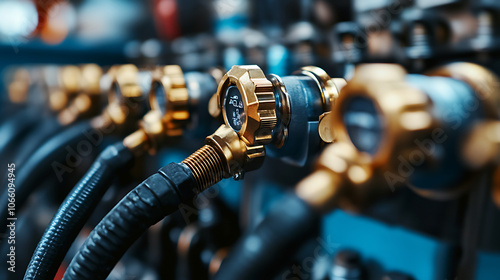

{"left": 34, "top": 0, "right": 63, "bottom": 33}
{"left": 154, "top": 0, "right": 182, "bottom": 40}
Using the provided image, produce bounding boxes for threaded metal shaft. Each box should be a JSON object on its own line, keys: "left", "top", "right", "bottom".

{"left": 182, "top": 145, "right": 225, "bottom": 193}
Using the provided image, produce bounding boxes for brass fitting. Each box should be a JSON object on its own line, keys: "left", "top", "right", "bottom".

{"left": 57, "top": 64, "right": 104, "bottom": 126}
{"left": 93, "top": 64, "right": 149, "bottom": 132}
{"left": 297, "top": 66, "right": 347, "bottom": 144}
{"left": 331, "top": 64, "right": 435, "bottom": 168}
{"left": 149, "top": 65, "right": 189, "bottom": 137}
{"left": 122, "top": 65, "right": 191, "bottom": 155}
{"left": 182, "top": 125, "right": 265, "bottom": 193}
{"left": 295, "top": 142, "right": 377, "bottom": 213}
{"left": 216, "top": 65, "right": 277, "bottom": 145}
{"left": 294, "top": 66, "right": 346, "bottom": 112}
{"left": 109, "top": 64, "right": 143, "bottom": 104}
{"left": 295, "top": 64, "right": 442, "bottom": 212}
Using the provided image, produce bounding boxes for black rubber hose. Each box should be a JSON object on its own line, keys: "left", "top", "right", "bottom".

{"left": 0, "top": 121, "right": 95, "bottom": 241}
{"left": 24, "top": 142, "right": 135, "bottom": 280}
{"left": 62, "top": 163, "right": 197, "bottom": 280}
{"left": 0, "top": 108, "right": 40, "bottom": 158}
{"left": 213, "top": 193, "right": 319, "bottom": 280}
{"left": 13, "top": 117, "right": 63, "bottom": 166}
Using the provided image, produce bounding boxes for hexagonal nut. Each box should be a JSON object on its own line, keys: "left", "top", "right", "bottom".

{"left": 216, "top": 65, "right": 277, "bottom": 145}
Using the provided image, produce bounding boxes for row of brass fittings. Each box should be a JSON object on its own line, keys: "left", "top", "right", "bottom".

{"left": 297, "top": 62, "right": 500, "bottom": 212}
{"left": 10, "top": 62, "right": 500, "bottom": 208}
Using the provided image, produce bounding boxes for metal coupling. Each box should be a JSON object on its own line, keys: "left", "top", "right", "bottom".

{"left": 216, "top": 65, "right": 277, "bottom": 145}
{"left": 182, "top": 124, "right": 265, "bottom": 193}
{"left": 295, "top": 142, "right": 376, "bottom": 213}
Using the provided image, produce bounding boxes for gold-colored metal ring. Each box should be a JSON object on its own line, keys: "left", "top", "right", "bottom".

{"left": 268, "top": 74, "right": 290, "bottom": 148}
{"left": 294, "top": 66, "right": 346, "bottom": 111}
{"left": 108, "top": 64, "right": 143, "bottom": 105}
{"left": 332, "top": 64, "right": 435, "bottom": 167}
{"left": 216, "top": 65, "right": 277, "bottom": 145}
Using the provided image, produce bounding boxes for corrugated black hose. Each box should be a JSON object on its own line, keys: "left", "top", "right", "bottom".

{"left": 213, "top": 193, "right": 319, "bottom": 280}
{"left": 23, "top": 142, "right": 134, "bottom": 280}
{"left": 62, "top": 143, "right": 225, "bottom": 280}
{"left": 0, "top": 121, "right": 95, "bottom": 241}
{"left": 61, "top": 162, "right": 198, "bottom": 280}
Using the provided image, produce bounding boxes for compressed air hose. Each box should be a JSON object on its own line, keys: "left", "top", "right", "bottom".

{"left": 24, "top": 143, "right": 134, "bottom": 280}
{"left": 0, "top": 109, "right": 40, "bottom": 159}
{"left": 213, "top": 193, "right": 319, "bottom": 280}
{"left": 62, "top": 162, "right": 198, "bottom": 280}
{"left": 0, "top": 121, "right": 95, "bottom": 240}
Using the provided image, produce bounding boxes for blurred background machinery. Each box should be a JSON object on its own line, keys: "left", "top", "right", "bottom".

{"left": 0, "top": 0, "right": 500, "bottom": 280}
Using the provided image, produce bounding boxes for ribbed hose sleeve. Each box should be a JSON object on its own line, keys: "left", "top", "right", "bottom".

{"left": 0, "top": 121, "right": 94, "bottom": 241}
{"left": 24, "top": 143, "right": 134, "bottom": 280}
{"left": 62, "top": 163, "right": 197, "bottom": 280}
{"left": 213, "top": 194, "right": 319, "bottom": 280}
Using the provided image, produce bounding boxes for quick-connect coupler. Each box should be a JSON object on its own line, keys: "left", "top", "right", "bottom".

{"left": 212, "top": 65, "right": 346, "bottom": 166}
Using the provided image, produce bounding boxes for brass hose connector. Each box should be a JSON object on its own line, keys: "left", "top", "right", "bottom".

{"left": 92, "top": 64, "right": 150, "bottom": 133}
{"left": 216, "top": 65, "right": 277, "bottom": 145}
{"left": 295, "top": 66, "right": 347, "bottom": 144}
{"left": 149, "top": 65, "right": 189, "bottom": 138}
{"left": 122, "top": 65, "right": 192, "bottom": 156}
{"left": 295, "top": 142, "right": 377, "bottom": 213}
{"left": 331, "top": 64, "right": 435, "bottom": 168}
{"left": 182, "top": 124, "right": 265, "bottom": 193}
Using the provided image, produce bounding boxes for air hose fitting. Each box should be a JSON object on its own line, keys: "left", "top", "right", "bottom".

{"left": 62, "top": 124, "right": 265, "bottom": 280}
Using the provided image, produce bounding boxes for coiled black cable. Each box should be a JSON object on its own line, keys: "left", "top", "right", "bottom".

{"left": 213, "top": 194, "right": 319, "bottom": 280}
{"left": 0, "top": 121, "right": 95, "bottom": 241}
{"left": 24, "top": 143, "right": 134, "bottom": 280}
{"left": 62, "top": 163, "right": 197, "bottom": 280}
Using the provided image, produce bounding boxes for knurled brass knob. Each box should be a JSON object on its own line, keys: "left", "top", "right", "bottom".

{"left": 216, "top": 65, "right": 277, "bottom": 145}
{"left": 109, "top": 64, "right": 143, "bottom": 104}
